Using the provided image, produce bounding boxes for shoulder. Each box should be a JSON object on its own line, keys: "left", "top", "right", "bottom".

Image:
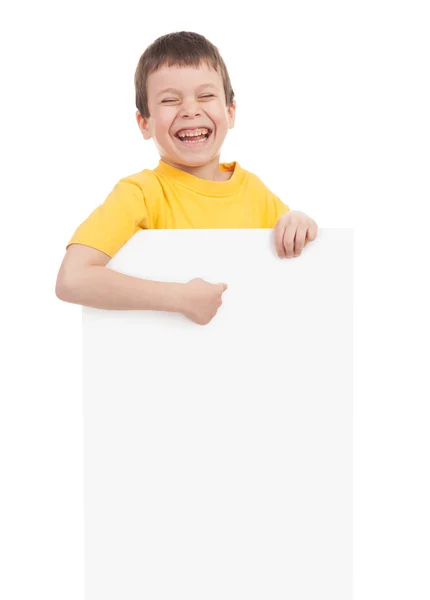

{"left": 112, "top": 168, "right": 164, "bottom": 210}
{"left": 231, "top": 161, "right": 263, "bottom": 184}
{"left": 239, "top": 166, "right": 289, "bottom": 210}
{"left": 238, "top": 166, "right": 273, "bottom": 194}
{"left": 117, "top": 168, "right": 161, "bottom": 192}
{"left": 224, "top": 161, "right": 267, "bottom": 190}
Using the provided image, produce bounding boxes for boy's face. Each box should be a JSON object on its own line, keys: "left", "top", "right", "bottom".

{"left": 136, "top": 63, "right": 236, "bottom": 167}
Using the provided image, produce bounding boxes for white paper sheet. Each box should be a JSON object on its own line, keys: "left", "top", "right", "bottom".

{"left": 83, "top": 228, "right": 353, "bottom": 599}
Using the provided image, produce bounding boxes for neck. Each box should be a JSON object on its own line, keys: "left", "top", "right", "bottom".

{"left": 160, "top": 155, "right": 228, "bottom": 182}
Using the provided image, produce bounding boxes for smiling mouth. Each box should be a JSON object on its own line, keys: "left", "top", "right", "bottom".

{"left": 174, "top": 129, "right": 213, "bottom": 143}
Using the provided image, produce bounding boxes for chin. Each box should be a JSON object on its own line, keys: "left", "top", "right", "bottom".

{"left": 172, "top": 153, "right": 218, "bottom": 167}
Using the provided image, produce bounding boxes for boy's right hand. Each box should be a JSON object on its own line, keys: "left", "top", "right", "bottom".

{"left": 180, "top": 278, "right": 228, "bottom": 325}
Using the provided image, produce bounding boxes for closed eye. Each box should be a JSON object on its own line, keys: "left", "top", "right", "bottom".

{"left": 161, "top": 94, "right": 215, "bottom": 103}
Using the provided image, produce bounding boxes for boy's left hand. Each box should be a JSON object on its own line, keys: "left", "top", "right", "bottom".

{"left": 274, "top": 211, "right": 318, "bottom": 258}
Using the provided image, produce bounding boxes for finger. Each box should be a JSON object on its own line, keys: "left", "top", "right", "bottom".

{"left": 274, "top": 220, "right": 286, "bottom": 257}
{"left": 293, "top": 226, "right": 307, "bottom": 256}
{"left": 219, "top": 283, "right": 228, "bottom": 292}
{"left": 307, "top": 221, "right": 318, "bottom": 242}
{"left": 283, "top": 224, "right": 297, "bottom": 258}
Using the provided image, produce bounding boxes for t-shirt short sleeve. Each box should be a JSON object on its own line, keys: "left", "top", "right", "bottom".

{"left": 66, "top": 179, "right": 150, "bottom": 258}
{"left": 253, "top": 175, "right": 290, "bottom": 227}
{"left": 270, "top": 193, "right": 290, "bottom": 224}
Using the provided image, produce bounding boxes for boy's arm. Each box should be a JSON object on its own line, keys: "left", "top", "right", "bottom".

{"left": 55, "top": 243, "right": 186, "bottom": 312}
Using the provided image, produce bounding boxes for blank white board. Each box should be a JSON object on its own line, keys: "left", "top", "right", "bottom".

{"left": 83, "top": 228, "right": 353, "bottom": 600}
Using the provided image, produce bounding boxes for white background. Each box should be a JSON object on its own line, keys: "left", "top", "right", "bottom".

{"left": 0, "top": 1, "right": 429, "bottom": 599}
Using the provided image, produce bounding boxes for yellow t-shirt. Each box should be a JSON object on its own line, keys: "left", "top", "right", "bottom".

{"left": 66, "top": 159, "right": 290, "bottom": 258}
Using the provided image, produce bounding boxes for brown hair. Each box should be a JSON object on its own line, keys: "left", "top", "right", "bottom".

{"left": 134, "top": 31, "right": 235, "bottom": 119}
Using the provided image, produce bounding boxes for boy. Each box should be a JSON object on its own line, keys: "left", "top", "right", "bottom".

{"left": 55, "top": 31, "right": 318, "bottom": 325}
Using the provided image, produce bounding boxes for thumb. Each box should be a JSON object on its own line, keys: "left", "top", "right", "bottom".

{"left": 219, "top": 283, "right": 228, "bottom": 292}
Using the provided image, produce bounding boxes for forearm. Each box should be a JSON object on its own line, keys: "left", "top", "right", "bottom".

{"left": 56, "top": 265, "right": 186, "bottom": 312}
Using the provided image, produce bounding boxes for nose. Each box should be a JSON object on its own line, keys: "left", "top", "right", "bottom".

{"left": 179, "top": 99, "right": 202, "bottom": 119}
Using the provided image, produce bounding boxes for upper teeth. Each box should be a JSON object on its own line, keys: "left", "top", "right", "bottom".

{"left": 177, "top": 128, "right": 209, "bottom": 138}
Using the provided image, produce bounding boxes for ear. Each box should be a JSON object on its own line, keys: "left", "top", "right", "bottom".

{"left": 228, "top": 101, "right": 236, "bottom": 129}
{"left": 136, "top": 110, "right": 152, "bottom": 140}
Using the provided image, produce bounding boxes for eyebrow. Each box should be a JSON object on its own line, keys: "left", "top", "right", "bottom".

{"left": 156, "top": 83, "right": 218, "bottom": 97}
